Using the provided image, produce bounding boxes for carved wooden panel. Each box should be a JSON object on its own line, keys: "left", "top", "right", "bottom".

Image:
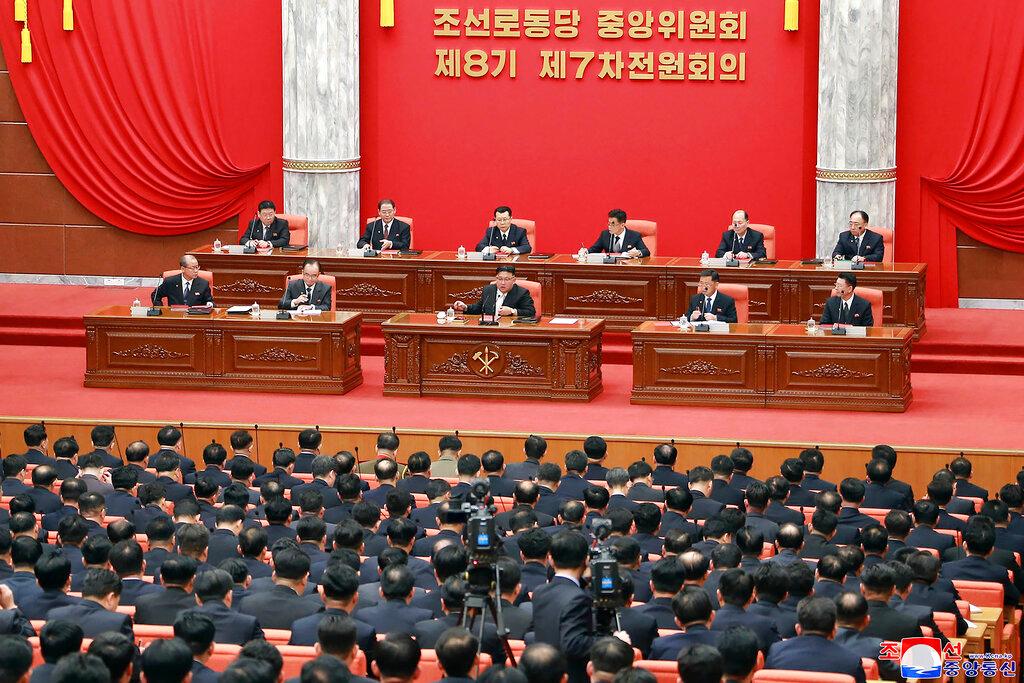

{"left": 223, "top": 333, "right": 327, "bottom": 376}
{"left": 102, "top": 330, "right": 204, "bottom": 374}
{"left": 329, "top": 270, "right": 416, "bottom": 313}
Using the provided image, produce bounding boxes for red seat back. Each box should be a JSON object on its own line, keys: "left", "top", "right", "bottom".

{"left": 279, "top": 213, "right": 309, "bottom": 246}
{"left": 285, "top": 274, "right": 338, "bottom": 311}
{"left": 626, "top": 219, "right": 658, "bottom": 256}
{"left": 716, "top": 283, "right": 750, "bottom": 323}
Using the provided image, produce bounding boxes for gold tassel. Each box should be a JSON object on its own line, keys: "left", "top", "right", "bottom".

{"left": 380, "top": 0, "right": 394, "bottom": 27}
{"left": 14, "top": 0, "right": 26, "bottom": 22}
{"left": 21, "top": 25, "right": 31, "bottom": 63}
{"left": 63, "top": 0, "right": 73, "bottom": 30}
{"left": 784, "top": 0, "right": 799, "bottom": 31}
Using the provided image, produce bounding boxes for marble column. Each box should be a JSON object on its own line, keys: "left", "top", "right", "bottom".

{"left": 283, "top": 0, "right": 360, "bottom": 249}
{"left": 815, "top": 0, "right": 899, "bottom": 257}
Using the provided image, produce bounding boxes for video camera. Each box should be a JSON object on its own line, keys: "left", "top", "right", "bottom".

{"left": 589, "top": 518, "right": 624, "bottom": 634}
{"left": 448, "top": 478, "right": 501, "bottom": 595}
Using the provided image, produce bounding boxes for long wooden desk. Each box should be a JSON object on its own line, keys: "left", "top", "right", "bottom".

{"left": 189, "top": 247, "right": 927, "bottom": 335}
{"left": 84, "top": 306, "right": 363, "bottom": 394}
{"left": 631, "top": 322, "right": 913, "bottom": 411}
{"left": 381, "top": 313, "right": 604, "bottom": 401}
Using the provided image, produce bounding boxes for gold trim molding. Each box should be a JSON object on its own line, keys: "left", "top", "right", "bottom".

{"left": 282, "top": 157, "right": 361, "bottom": 173}
{"left": 816, "top": 167, "right": 897, "bottom": 183}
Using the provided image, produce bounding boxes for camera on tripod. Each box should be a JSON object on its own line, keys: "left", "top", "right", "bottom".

{"left": 447, "top": 478, "right": 501, "bottom": 595}
{"left": 589, "top": 518, "right": 624, "bottom": 634}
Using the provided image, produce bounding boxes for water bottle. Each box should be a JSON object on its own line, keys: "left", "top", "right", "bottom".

{"left": 335, "top": 243, "right": 343, "bottom": 256}
{"left": 213, "top": 238, "right": 222, "bottom": 252}
{"left": 446, "top": 306, "right": 455, "bottom": 321}
{"left": 700, "top": 250, "right": 710, "bottom": 265}
{"left": 806, "top": 317, "right": 817, "bottom": 334}
{"left": 132, "top": 298, "right": 142, "bottom": 308}
{"left": 436, "top": 311, "right": 447, "bottom": 324}
{"left": 457, "top": 245, "right": 467, "bottom": 259}
{"left": 251, "top": 301, "right": 260, "bottom": 317}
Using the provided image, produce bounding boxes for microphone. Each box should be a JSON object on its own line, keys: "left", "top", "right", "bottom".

{"left": 609, "top": 231, "right": 615, "bottom": 254}
{"left": 732, "top": 228, "right": 738, "bottom": 254}
{"left": 371, "top": 219, "right": 381, "bottom": 249}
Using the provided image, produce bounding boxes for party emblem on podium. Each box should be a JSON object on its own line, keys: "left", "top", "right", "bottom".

{"left": 469, "top": 344, "right": 505, "bottom": 377}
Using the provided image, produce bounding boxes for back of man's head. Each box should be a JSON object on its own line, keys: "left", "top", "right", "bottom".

{"left": 549, "top": 530, "right": 588, "bottom": 570}
{"left": 374, "top": 633, "right": 421, "bottom": 681}
{"left": 39, "top": 620, "right": 84, "bottom": 665}
{"left": 87, "top": 632, "right": 134, "bottom": 683}
{"left": 590, "top": 637, "right": 633, "bottom": 679}
{"left": 519, "top": 643, "right": 568, "bottom": 683}
{"left": 193, "top": 568, "right": 233, "bottom": 603}
{"left": 435, "top": 628, "right": 478, "bottom": 679}
{"left": 141, "top": 637, "right": 194, "bottom": 683}
{"left": 583, "top": 436, "right": 607, "bottom": 461}
{"left": 52, "top": 653, "right": 110, "bottom": 683}
{"left": 564, "top": 450, "right": 587, "bottom": 474}
{"left": 173, "top": 611, "right": 216, "bottom": 657}
{"left": 317, "top": 614, "right": 358, "bottom": 660}
{"left": 716, "top": 626, "right": 760, "bottom": 681}
{"left": 797, "top": 596, "right": 837, "bottom": 636}
{"left": 676, "top": 644, "right": 722, "bottom": 683}
{"left": 865, "top": 458, "right": 892, "bottom": 484}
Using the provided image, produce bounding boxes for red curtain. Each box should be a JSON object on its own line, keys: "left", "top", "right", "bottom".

{"left": 916, "top": 5, "right": 1024, "bottom": 303}
{"left": 0, "top": 1, "right": 275, "bottom": 235}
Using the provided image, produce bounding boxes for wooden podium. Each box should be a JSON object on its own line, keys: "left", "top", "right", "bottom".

{"left": 631, "top": 322, "right": 913, "bottom": 411}
{"left": 84, "top": 306, "right": 363, "bottom": 394}
{"left": 381, "top": 313, "right": 604, "bottom": 401}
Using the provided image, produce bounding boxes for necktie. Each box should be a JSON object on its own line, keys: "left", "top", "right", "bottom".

{"left": 705, "top": 297, "right": 712, "bottom": 313}
{"left": 855, "top": 236, "right": 861, "bottom": 255}
{"left": 613, "top": 235, "right": 620, "bottom": 253}
{"left": 840, "top": 302, "right": 849, "bottom": 323}
{"left": 305, "top": 285, "right": 312, "bottom": 302}
{"left": 261, "top": 224, "right": 267, "bottom": 241}
{"left": 384, "top": 223, "right": 390, "bottom": 239}
{"left": 183, "top": 280, "right": 191, "bottom": 301}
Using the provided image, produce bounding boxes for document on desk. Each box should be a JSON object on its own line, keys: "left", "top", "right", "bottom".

{"left": 226, "top": 306, "right": 252, "bottom": 314}
{"left": 549, "top": 317, "right": 579, "bottom": 325}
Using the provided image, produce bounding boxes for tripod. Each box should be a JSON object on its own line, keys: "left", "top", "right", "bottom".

{"left": 460, "top": 560, "right": 518, "bottom": 670}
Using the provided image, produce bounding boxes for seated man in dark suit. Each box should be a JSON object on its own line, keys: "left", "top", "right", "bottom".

{"left": 27, "top": 466, "right": 63, "bottom": 514}
{"left": 109, "top": 539, "right": 164, "bottom": 607}
{"left": 819, "top": 272, "right": 873, "bottom": 327}
{"left": 688, "top": 269, "right": 738, "bottom": 324}
{"left": 831, "top": 210, "right": 883, "bottom": 263}
{"left": 555, "top": 451, "right": 590, "bottom": 501}
{"left": 747, "top": 563, "right": 796, "bottom": 638}
{"left": 906, "top": 500, "right": 956, "bottom": 552}
{"left": 588, "top": 208, "right": 650, "bottom": 258}
{"left": 413, "top": 577, "right": 506, "bottom": 665}
{"left": 626, "top": 461, "right": 665, "bottom": 503}
{"left": 475, "top": 205, "right": 532, "bottom": 255}
{"left": 140, "top": 638, "right": 195, "bottom": 683}
{"left": 105, "top": 468, "right": 142, "bottom": 519}
{"left": 763, "top": 476, "right": 805, "bottom": 526}
{"left": 801, "top": 509, "right": 841, "bottom": 561}
{"left": 358, "top": 198, "right": 411, "bottom": 251}
{"left": 241, "top": 199, "right": 290, "bottom": 248}
{"left": 709, "top": 454, "right": 745, "bottom": 506}
{"left": 430, "top": 627, "right": 483, "bottom": 683}
{"left": 48, "top": 568, "right": 134, "bottom": 639}
{"left": 152, "top": 453, "right": 197, "bottom": 504}
{"left": 172, "top": 611, "right": 219, "bottom": 683}
{"left": 587, "top": 636, "right": 636, "bottom": 683}
{"left": 396, "top": 451, "right": 432, "bottom": 495}
{"left": 638, "top": 557, "right": 686, "bottom": 629}
{"left": 291, "top": 456, "right": 342, "bottom": 509}
{"left": 135, "top": 554, "right": 199, "bottom": 624}
{"left": 859, "top": 563, "right": 923, "bottom": 642}
{"left": 21, "top": 553, "right": 81, "bottom": 619}
{"left": 482, "top": 450, "right": 518, "bottom": 498}
{"left": 862, "top": 458, "right": 911, "bottom": 510}
{"left": 237, "top": 545, "right": 323, "bottom": 628}
{"left": 764, "top": 596, "right": 867, "bottom": 683}
{"left": 711, "top": 568, "right": 781, "bottom": 652}
{"left": 33, "top": 621, "right": 84, "bottom": 683}
{"left": 905, "top": 552, "right": 969, "bottom": 635}
{"left": 309, "top": 614, "right": 377, "bottom": 683}
{"left": 453, "top": 265, "right": 536, "bottom": 319}
{"left": 279, "top": 259, "right": 333, "bottom": 311}
{"left": 743, "top": 482, "right": 780, "bottom": 543}
{"left": 20, "top": 422, "right": 54, "bottom": 465}
{"left": 193, "top": 568, "right": 263, "bottom": 645}
{"left": 148, "top": 425, "right": 197, "bottom": 478}
{"left": 687, "top": 467, "right": 725, "bottom": 520}
{"left": 941, "top": 520, "right": 1021, "bottom": 605}
{"left": 87, "top": 424, "right": 123, "bottom": 468}
{"left": 651, "top": 443, "right": 689, "bottom": 488}
{"left": 1, "top": 456, "right": 30, "bottom": 496}
{"left": 949, "top": 455, "right": 989, "bottom": 501}
{"left": 356, "top": 564, "right": 434, "bottom": 636}
{"left": 835, "top": 477, "right": 876, "bottom": 540}
{"left": 186, "top": 443, "right": 231, "bottom": 489}
{"left": 291, "top": 563, "right": 376, "bottom": 657}
{"left": 833, "top": 592, "right": 900, "bottom": 681}
{"left": 716, "top": 210, "right": 767, "bottom": 260}
{"left": 649, "top": 585, "right": 719, "bottom": 660}
{"left": 151, "top": 254, "right": 214, "bottom": 307}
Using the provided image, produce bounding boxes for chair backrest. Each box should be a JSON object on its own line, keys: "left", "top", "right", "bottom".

{"left": 366, "top": 216, "right": 415, "bottom": 248}
{"left": 932, "top": 612, "right": 958, "bottom": 640}
{"left": 861, "top": 658, "right": 879, "bottom": 680}
{"left": 636, "top": 659, "right": 681, "bottom": 683}
{"left": 625, "top": 219, "right": 658, "bottom": 256}
{"left": 951, "top": 580, "right": 1004, "bottom": 609}
{"left": 490, "top": 218, "right": 536, "bottom": 252}
{"left": 749, "top": 223, "right": 776, "bottom": 259}
{"left": 162, "top": 269, "right": 213, "bottom": 287}
{"left": 716, "top": 283, "right": 750, "bottom": 323}
{"left": 279, "top": 213, "right": 309, "bottom": 247}
{"left": 869, "top": 226, "right": 894, "bottom": 264}
{"left": 753, "top": 671, "right": 855, "bottom": 683}
{"left": 856, "top": 287, "right": 884, "bottom": 327}
{"left": 278, "top": 646, "right": 319, "bottom": 679}
{"left": 491, "top": 279, "right": 542, "bottom": 318}
{"left": 285, "top": 274, "right": 338, "bottom": 311}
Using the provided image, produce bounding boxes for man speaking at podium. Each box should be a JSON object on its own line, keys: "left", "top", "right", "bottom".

{"left": 240, "top": 200, "right": 290, "bottom": 248}
{"left": 279, "top": 259, "right": 332, "bottom": 311}
{"left": 715, "top": 210, "right": 766, "bottom": 261}
{"left": 688, "top": 269, "right": 738, "bottom": 323}
{"left": 152, "top": 255, "right": 214, "bottom": 306}
{"left": 588, "top": 209, "right": 650, "bottom": 258}
{"left": 820, "top": 273, "right": 873, "bottom": 327}
{"left": 453, "top": 266, "right": 536, "bottom": 318}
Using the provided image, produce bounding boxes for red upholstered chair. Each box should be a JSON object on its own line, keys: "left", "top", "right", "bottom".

{"left": 869, "top": 226, "right": 894, "bottom": 264}
{"left": 489, "top": 218, "right": 536, "bottom": 252}
{"left": 366, "top": 215, "right": 415, "bottom": 248}
{"left": 861, "top": 658, "right": 880, "bottom": 680}
{"left": 625, "top": 219, "right": 658, "bottom": 256}
{"left": 162, "top": 269, "right": 213, "bottom": 287}
{"left": 749, "top": 223, "right": 776, "bottom": 259}
{"left": 286, "top": 273, "right": 337, "bottom": 311}
{"left": 753, "top": 671, "right": 855, "bottom": 683}
{"left": 279, "top": 213, "right": 309, "bottom": 246}
{"left": 856, "top": 287, "right": 884, "bottom": 327}
{"left": 492, "top": 279, "right": 542, "bottom": 317}
{"left": 636, "top": 659, "right": 681, "bottom": 683}
{"left": 716, "top": 283, "right": 750, "bottom": 323}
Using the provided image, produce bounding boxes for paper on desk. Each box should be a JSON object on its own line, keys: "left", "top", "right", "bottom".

{"left": 968, "top": 603, "right": 982, "bottom": 614}
{"left": 549, "top": 317, "right": 579, "bottom": 325}
{"left": 227, "top": 306, "right": 252, "bottom": 313}
{"left": 964, "top": 619, "right": 977, "bottom": 629}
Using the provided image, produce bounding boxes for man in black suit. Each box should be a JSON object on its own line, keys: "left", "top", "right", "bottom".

{"left": 241, "top": 199, "right": 291, "bottom": 248}
{"left": 358, "top": 198, "right": 411, "bottom": 251}
{"left": 494, "top": 481, "right": 555, "bottom": 535}
{"left": 21, "top": 553, "right": 81, "bottom": 619}
{"left": 831, "top": 210, "right": 883, "bottom": 263}
{"left": 292, "top": 456, "right": 342, "bottom": 509}
{"left": 48, "top": 569, "right": 135, "bottom": 639}
{"left": 476, "top": 205, "right": 532, "bottom": 254}
{"left": 516, "top": 528, "right": 551, "bottom": 598}
{"left": 835, "top": 477, "right": 876, "bottom": 541}
{"left": 85, "top": 424, "right": 123, "bottom": 468}
{"left": 453, "top": 264, "right": 536, "bottom": 319}
{"left": 135, "top": 554, "right": 199, "bottom": 624}
{"left": 768, "top": 523, "right": 805, "bottom": 567}
{"left": 279, "top": 259, "right": 333, "bottom": 311}
{"left": 26, "top": 466, "right": 62, "bottom": 514}
{"left": 49, "top": 436, "right": 80, "bottom": 481}
{"left": 941, "top": 521, "right": 1021, "bottom": 605}
{"left": 105, "top": 468, "right": 142, "bottom": 519}
{"left": 764, "top": 596, "right": 867, "bottom": 683}
{"left": 481, "top": 450, "right": 517, "bottom": 498}
{"left": 588, "top": 208, "right": 650, "bottom": 258}
{"left": 152, "top": 453, "right": 196, "bottom": 505}
{"left": 927, "top": 477, "right": 970, "bottom": 530}
{"left": 555, "top": 451, "right": 590, "bottom": 501}
{"left": 800, "top": 509, "right": 840, "bottom": 561}
{"left": 949, "top": 456, "right": 989, "bottom": 500}
{"left": 743, "top": 482, "right": 780, "bottom": 543}
{"left": 123, "top": 439, "right": 157, "bottom": 485}
{"left": 715, "top": 210, "right": 767, "bottom": 260}
{"left": 860, "top": 524, "right": 889, "bottom": 570}
{"left": 193, "top": 569, "right": 263, "bottom": 645}
{"left": 432, "top": 628, "right": 482, "bottom": 683}
{"left": 651, "top": 443, "right": 689, "bottom": 488}
{"left": 20, "top": 422, "right": 53, "bottom": 465}
{"left": 833, "top": 593, "right": 900, "bottom": 681}
{"left": 32, "top": 621, "right": 84, "bottom": 683}
{"left": 0, "top": 456, "right": 30, "bottom": 497}
{"left": 132, "top": 483, "right": 172, "bottom": 533}
{"left": 747, "top": 563, "right": 797, "bottom": 638}
{"left": 505, "top": 434, "right": 548, "bottom": 482}
{"left": 687, "top": 467, "right": 725, "bottom": 520}
{"left": 109, "top": 540, "right": 164, "bottom": 607}
{"left": 798, "top": 448, "right": 835, "bottom": 492}
{"left": 709, "top": 455, "right": 745, "bottom": 506}
{"left": 147, "top": 425, "right": 197, "bottom": 478}
{"left": 237, "top": 546, "right": 323, "bottom": 628}
{"left": 820, "top": 272, "right": 874, "bottom": 326}
{"left": 41, "top": 478, "right": 86, "bottom": 532}
{"left": 223, "top": 429, "right": 266, "bottom": 479}
{"left": 531, "top": 531, "right": 630, "bottom": 683}
{"left": 648, "top": 585, "right": 720, "bottom": 660}
{"left": 356, "top": 564, "right": 433, "bottom": 636}
{"left": 187, "top": 443, "right": 231, "bottom": 489}
{"left": 660, "top": 488, "right": 701, "bottom": 537}
{"left": 906, "top": 500, "right": 956, "bottom": 552}
{"left": 412, "top": 577, "right": 506, "bottom": 665}
{"left": 171, "top": 612, "right": 219, "bottom": 683}
{"left": 862, "top": 458, "right": 910, "bottom": 510}
{"left": 905, "top": 552, "right": 969, "bottom": 635}
{"left": 152, "top": 254, "right": 214, "bottom": 307}
{"left": 291, "top": 563, "right": 376, "bottom": 657}
{"left": 688, "top": 269, "right": 739, "bottom": 324}
{"left": 636, "top": 557, "right": 685, "bottom": 629}
{"left": 711, "top": 568, "right": 781, "bottom": 652}
{"left": 207, "top": 506, "right": 244, "bottom": 567}
{"left": 859, "top": 563, "right": 923, "bottom": 642}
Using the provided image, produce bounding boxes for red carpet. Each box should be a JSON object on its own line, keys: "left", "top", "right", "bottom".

{"left": 0, "top": 344, "right": 1021, "bottom": 451}
{"left": 2, "top": 283, "right": 1023, "bottom": 372}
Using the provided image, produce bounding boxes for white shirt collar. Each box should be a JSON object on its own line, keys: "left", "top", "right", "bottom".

{"left": 554, "top": 571, "right": 580, "bottom": 586}
{"left": 841, "top": 293, "right": 855, "bottom": 305}
{"left": 181, "top": 274, "right": 195, "bottom": 289}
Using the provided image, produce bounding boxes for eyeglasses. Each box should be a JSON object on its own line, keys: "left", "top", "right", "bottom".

{"left": 183, "top": 264, "right": 201, "bottom": 271}
{"left": 495, "top": 276, "right": 516, "bottom": 282}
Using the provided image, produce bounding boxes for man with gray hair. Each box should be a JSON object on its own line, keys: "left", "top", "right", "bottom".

{"left": 152, "top": 254, "right": 214, "bottom": 306}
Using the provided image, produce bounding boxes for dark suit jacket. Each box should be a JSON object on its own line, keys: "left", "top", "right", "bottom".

{"left": 820, "top": 294, "right": 874, "bottom": 326}
{"left": 49, "top": 600, "right": 134, "bottom": 639}
{"left": 555, "top": 474, "right": 589, "bottom": 501}
{"left": 191, "top": 660, "right": 219, "bottom": 683}
{"left": 155, "top": 475, "right": 196, "bottom": 503}
{"left": 132, "top": 504, "right": 172, "bottom": 532}
{"left": 279, "top": 278, "right": 333, "bottom": 311}
{"left": 143, "top": 547, "right": 172, "bottom": 578}
{"left": 519, "top": 562, "right": 549, "bottom": 598}
{"left": 292, "top": 479, "right": 341, "bottom": 508}
{"left": 487, "top": 474, "right": 517, "bottom": 498}
{"left": 531, "top": 576, "right": 595, "bottom": 683}
{"left": 649, "top": 624, "right": 719, "bottom": 660}
{"left": 745, "top": 512, "right": 780, "bottom": 543}
{"left": 237, "top": 583, "right": 322, "bottom": 629}
{"left": 636, "top": 596, "right": 676, "bottom": 629}
{"left": 710, "top": 478, "right": 745, "bottom": 506}
{"left": 29, "top": 663, "right": 55, "bottom": 683}
{"left": 464, "top": 283, "right": 536, "bottom": 318}
{"left": 241, "top": 216, "right": 290, "bottom": 247}
{"left": 588, "top": 228, "right": 651, "bottom": 257}
{"left": 357, "top": 599, "right": 433, "bottom": 636}
{"left": 152, "top": 274, "right": 214, "bottom": 306}
{"left": 716, "top": 228, "right": 766, "bottom": 260}
{"left": 833, "top": 628, "right": 900, "bottom": 681}
{"left": 207, "top": 528, "right": 241, "bottom": 567}
{"left": 195, "top": 600, "right": 263, "bottom": 644}
{"left": 764, "top": 634, "right": 866, "bottom": 683}
{"left": 862, "top": 599, "right": 923, "bottom": 642}
{"left": 53, "top": 458, "right": 79, "bottom": 481}
{"left": 607, "top": 494, "right": 640, "bottom": 513}
{"left": 134, "top": 586, "right": 198, "bottom": 624}
{"left": 660, "top": 510, "right": 700, "bottom": 537}
{"left": 619, "top": 606, "right": 658, "bottom": 658}
{"left": 954, "top": 479, "right": 988, "bottom": 501}
{"left": 414, "top": 613, "right": 506, "bottom": 665}
{"left": 711, "top": 603, "right": 781, "bottom": 652}
{"left": 475, "top": 224, "right": 532, "bottom": 254}
{"left": 223, "top": 454, "right": 266, "bottom": 478}
{"left": 411, "top": 529, "right": 463, "bottom": 558}
{"left": 24, "top": 590, "right": 82, "bottom": 619}
{"left": 358, "top": 218, "right": 412, "bottom": 251}
{"left": 832, "top": 229, "right": 884, "bottom": 262}
{"left": 104, "top": 490, "right": 142, "bottom": 518}
{"left": 862, "top": 482, "right": 909, "bottom": 510}
{"left": 290, "top": 607, "right": 377, "bottom": 659}
{"left": 396, "top": 475, "right": 432, "bottom": 496}
{"left": 688, "top": 291, "right": 738, "bottom": 324}
{"left": 689, "top": 490, "right": 725, "bottom": 520}
{"left": 652, "top": 465, "right": 688, "bottom": 488}
{"left": 148, "top": 448, "right": 197, "bottom": 477}
{"left": 127, "top": 463, "right": 158, "bottom": 485}
{"left": 627, "top": 482, "right": 666, "bottom": 503}
{"left": 504, "top": 459, "right": 541, "bottom": 482}
{"left": 26, "top": 486, "right": 63, "bottom": 514}
{"left": 3, "top": 570, "right": 43, "bottom": 606}
{"left": 800, "top": 533, "right": 840, "bottom": 560}
{"left": 119, "top": 578, "right": 164, "bottom": 606}
{"left": 747, "top": 599, "right": 797, "bottom": 638}
{"left": 906, "top": 525, "right": 955, "bottom": 552}
{"left": 1, "top": 479, "right": 30, "bottom": 496}
{"left": 907, "top": 582, "right": 968, "bottom": 635}
{"left": 941, "top": 555, "right": 1021, "bottom": 604}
